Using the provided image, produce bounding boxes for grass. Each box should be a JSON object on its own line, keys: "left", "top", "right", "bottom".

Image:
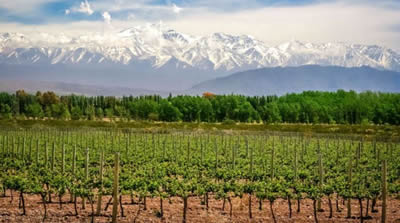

{"left": 0, "top": 118, "right": 399, "bottom": 140}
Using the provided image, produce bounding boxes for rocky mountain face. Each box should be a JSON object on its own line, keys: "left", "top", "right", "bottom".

{"left": 1, "top": 23, "right": 400, "bottom": 91}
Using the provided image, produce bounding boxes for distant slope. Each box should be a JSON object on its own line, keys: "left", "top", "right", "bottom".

{"left": 190, "top": 65, "right": 400, "bottom": 95}
{"left": 0, "top": 80, "right": 163, "bottom": 96}
{"left": 4, "top": 65, "right": 400, "bottom": 96}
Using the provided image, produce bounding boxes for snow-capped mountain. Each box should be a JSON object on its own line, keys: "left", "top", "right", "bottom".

{"left": 1, "top": 23, "right": 400, "bottom": 72}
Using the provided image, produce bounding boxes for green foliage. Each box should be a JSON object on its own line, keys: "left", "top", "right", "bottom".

{"left": 262, "top": 101, "right": 282, "bottom": 123}
{"left": 1, "top": 90, "right": 400, "bottom": 124}
{"left": 95, "top": 107, "right": 104, "bottom": 119}
{"left": 25, "top": 103, "right": 44, "bottom": 119}
{"left": 85, "top": 105, "right": 96, "bottom": 120}
{"left": 71, "top": 106, "right": 82, "bottom": 120}
{"left": 158, "top": 101, "right": 182, "bottom": 122}
{"left": 148, "top": 112, "right": 159, "bottom": 121}
{"left": 0, "top": 103, "right": 12, "bottom": 119}
{"left": 0, "top": 128, "right": 398, "bottom": 222}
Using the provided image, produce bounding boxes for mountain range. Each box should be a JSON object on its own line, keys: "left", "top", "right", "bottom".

{"left": 0, "top": 23, "right": 400, "bottom": 94}
{"left": 1, "top": 65, "right": 399, "bottom": 96}
{"left": 1, "top": 23, "right": 400, "bottom": 92}
{"left": 190, "top": 65, "right": 400, "bottom": 96}
{"left": 0, "top": 79, "right": 161, "bottom": 96}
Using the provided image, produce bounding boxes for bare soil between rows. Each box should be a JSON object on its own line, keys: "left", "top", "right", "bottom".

{"left": 0, "top": 192, "right": 399, "bottom": 223}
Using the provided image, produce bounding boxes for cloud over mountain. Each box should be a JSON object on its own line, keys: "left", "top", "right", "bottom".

{"left": 1, "top": 24, "right": 399, "bottom": 71}
{"left": 1, "top": 24, "right": 400, "bottom": 91}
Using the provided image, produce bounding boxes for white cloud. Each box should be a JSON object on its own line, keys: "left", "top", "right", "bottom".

{"left": 102, "top": 11, "right": 111, "bottom": 24}
{"left": 65, "top": 9, "right": 70, "bottom": 15}
{"left": 91, "top": 0, "right": 178, "bottom": 14}
{"left": 68, "top": 0, "right": 94, "bottom": 15}
{"left": 172, "top": 4, "right": 183, "bottom": 14}
{"left": 78, "top": 0, "right": 94, "bottom": 15}
{"left": 2, "top": 1, "right": 400, "bottom": 50}
{"left": 165, "top": 1, "right": 400, "bottom": 49}
{"left": 127, "top": 13, "right": 136, "bottom": 20}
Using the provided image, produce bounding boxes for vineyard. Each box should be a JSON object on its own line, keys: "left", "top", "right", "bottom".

{"left": 0, "top": 128, "right": 399, "bottom": 222}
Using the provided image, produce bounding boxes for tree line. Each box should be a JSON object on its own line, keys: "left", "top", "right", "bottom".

{"left": 0, "top": 90, "right": 399, "bottom": 125}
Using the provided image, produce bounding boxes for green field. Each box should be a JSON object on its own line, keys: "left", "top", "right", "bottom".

{"left": 0, "top": 126, "right": 399, "bottom": 222}
{"left": 1, "top": 119, "right": 400, "bottom": 137}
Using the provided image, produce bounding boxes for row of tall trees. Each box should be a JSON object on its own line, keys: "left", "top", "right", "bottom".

{"left": 0, "top": 90, "right": 399, "bottom": 124}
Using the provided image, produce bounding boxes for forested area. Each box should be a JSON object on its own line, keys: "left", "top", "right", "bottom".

{"left": 0, "top": 90, "right": 399, "bottom": 125}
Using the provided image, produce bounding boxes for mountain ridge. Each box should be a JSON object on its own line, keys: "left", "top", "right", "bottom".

{"left": 0, "top": 79, "right": 164, "bottom": 96}
{"left": 1, "top": 23, "right": 399, "bottom": 72}
{"left": 1, "top": 65, "right": 399, "bottom": 96}
{"left": 190, "top": 65, "right": 400, "bottom": 96}
{"left": 1, "top": 23, "right": 400, "bottom": 91}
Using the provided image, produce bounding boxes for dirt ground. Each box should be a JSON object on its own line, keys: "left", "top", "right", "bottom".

{"left": 0, "top": 192, "right": 399, "bottom": 223}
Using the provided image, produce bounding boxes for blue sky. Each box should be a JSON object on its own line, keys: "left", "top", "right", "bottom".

{"left": 1, "top": 0, "right": 400, "bottom": 50}
{"left": 0, "top": 0, "right": 320, "bottom": 24}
